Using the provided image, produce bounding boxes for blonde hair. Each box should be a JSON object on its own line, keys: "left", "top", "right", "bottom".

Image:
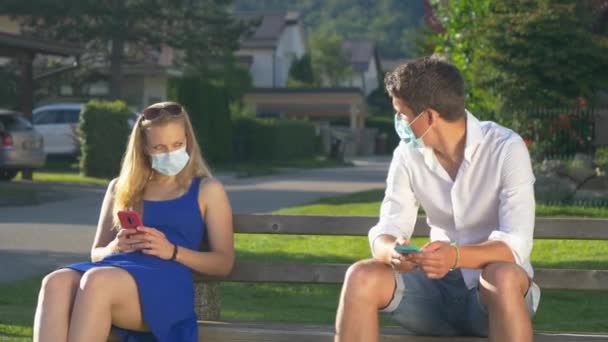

{"left": 112, "top": 101, "right": 212, "bottom": 227}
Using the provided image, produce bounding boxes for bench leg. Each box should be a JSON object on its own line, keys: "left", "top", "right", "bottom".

{"left": 195, "top": 282, "right": 221, "bottom": 320}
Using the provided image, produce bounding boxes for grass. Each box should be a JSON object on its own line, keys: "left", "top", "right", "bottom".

{"left": 0, "top": 275, "right": 38, "bottom": 340}
{"left": 2, "top": 189, "right": 607, "bottom": 338}
{"left": 276, "top": 188, "right": 608, "bottom": 218}
{"left": 14, "top": 156, "right": 109, "bottom": 186}
{"left": 212, "top": 156, "right": 352, "bottom": 178}
{"left": 225, "top": 189, "right": 608, "bottom": 332}
{"left": 16, "top": 172, "right": 109, "bottom": 186}
{"left": 12, "top": 155, "right": 350, "bottom": 185}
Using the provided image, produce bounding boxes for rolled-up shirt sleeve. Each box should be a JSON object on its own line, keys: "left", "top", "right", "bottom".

{"left": 488, "top": 136, "right": 536, "bottom": 265}
{"left": 368, "top": 144, "right": 419, "bottom": 256}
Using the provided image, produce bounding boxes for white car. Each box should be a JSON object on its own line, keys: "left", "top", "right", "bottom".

{"left": 32, "top": 103, "right": 82, "bottom": 155}
{"left": 33, "top": 103, "right": 138, "bottom": 156}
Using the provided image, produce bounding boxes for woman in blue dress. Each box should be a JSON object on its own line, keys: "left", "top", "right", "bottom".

{"left": 33, "top": 102, "right": 234, "bottom": 342}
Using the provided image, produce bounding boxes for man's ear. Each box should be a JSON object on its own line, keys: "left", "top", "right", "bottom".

{"left": 427, "top": 108, "right": 441, "bottom": 125}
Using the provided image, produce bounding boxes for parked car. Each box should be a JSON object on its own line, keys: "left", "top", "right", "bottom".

{"left": 0, "top": 109, "right": 46, "bottom": 181}
{"left": 32, "top": 102, "right": 82, "bottom": 155}
{"left": 33, "top": 102, "right": 139, "bottom": 156}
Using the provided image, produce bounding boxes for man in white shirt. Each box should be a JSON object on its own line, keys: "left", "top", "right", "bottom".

{"left": 334, "top": 56, "right": 539, "bottom": 342}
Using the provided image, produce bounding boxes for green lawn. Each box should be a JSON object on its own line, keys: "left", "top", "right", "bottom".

{"left": 14, "top": 157, "right": 109, "bottom": 186}
{"left": 1, "top": 189, "right": 607, "bottom": 339}
{"left": 0, "top": 275, "right": 38, "bottom": 340}
{"left": 225, "top": 189, "right": 608, "bottom": 332}
{"left": 276, "top": 189, "right": 608, "bottom": 218}
{"left": 212, "top": 156, "right": 352, "bottom": 178}
{"left": 11, "top": 156, "right": 350, "bottom": 185}
{"left": 16, "top": 172, "right": 109, "bottom": 185}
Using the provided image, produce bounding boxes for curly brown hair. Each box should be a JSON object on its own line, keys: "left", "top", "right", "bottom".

{"left": 384, "top": 55, "right": 466, "bottom": 122}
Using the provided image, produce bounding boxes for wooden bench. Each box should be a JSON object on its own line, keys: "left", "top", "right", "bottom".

{"left": 111, "top": 214, "right": 608, "bottom": 341}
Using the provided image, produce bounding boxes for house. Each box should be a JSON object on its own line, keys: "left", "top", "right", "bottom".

{"left": 236, "top": 13, "right": 383, "bottom": 96}
{"left": 0, "top": 16, "right": 178, "bottom": 110}
{"left": 236, "top": 14, "right": 382, "bottom": 156}
{"left": 381, "top": 58, "right": 411, "bottom": 74}
{"left": 0, "top": 18, "right": 82, "bottom": 119}
{"left": 236, "top": 11, "right": 307, "bottom": 88}
{"left": 340, "top": 39, "right": 383, "bottom": 96}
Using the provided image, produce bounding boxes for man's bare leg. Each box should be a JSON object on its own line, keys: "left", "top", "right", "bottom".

{"left": 479, "top": 262, "right": 532, "bottom": 342}
{"left": 335, "top": 259, "right": 396, "bottom": 342}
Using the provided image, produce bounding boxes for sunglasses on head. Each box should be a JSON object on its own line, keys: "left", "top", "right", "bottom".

{"left": 141, "top": 103, "right": 183, "bottom": 121}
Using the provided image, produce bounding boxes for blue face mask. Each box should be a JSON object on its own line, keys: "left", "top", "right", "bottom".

{"left": 150, "top": 146, "right": 190, "bottom": 176}
{"left": 394, "top": 112, "right": 432, "bottom": 149}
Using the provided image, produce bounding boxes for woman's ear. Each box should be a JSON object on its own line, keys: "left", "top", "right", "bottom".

{"left": 142, "top": 144, "right": 151, "bottom": 156}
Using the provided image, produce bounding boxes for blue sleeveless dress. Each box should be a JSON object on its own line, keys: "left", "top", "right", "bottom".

{"left": 64, "top": 177, "right": 205, "bottom": 342}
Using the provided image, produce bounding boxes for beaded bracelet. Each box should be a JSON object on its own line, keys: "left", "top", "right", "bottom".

{"left": 449, "top": 244, "right": 460, "bottom": 271}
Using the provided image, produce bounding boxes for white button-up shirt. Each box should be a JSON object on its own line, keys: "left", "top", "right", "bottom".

{"left": 369, "top": 111, "right": 536, "bottom": 289}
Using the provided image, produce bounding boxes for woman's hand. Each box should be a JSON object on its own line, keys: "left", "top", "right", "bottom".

{"left": 133, "top": 226, "right": 175, "bottom": 260}
{"left": 114, "top": 228, "right": 148, "bottom": 253}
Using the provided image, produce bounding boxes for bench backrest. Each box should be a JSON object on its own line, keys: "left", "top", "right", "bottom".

{"left": 197, "top": 215, "right": 608, "bottom": 291}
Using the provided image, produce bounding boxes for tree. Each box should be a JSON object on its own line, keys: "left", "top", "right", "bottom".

{"left": 309, "top": 30, "right": 352, "bottom": 87}
{"left": 0, "top": 66, "right": 20, "bottom": 110}
{"left": 428, "top": 0, "right": 495, "bottom": 115}
{"left": 478, "top": 0, "right": 608, "bottom": 110}
{"left": 234, "top": 0, "right": 427, "bottom": 59}
{"left": 1, "top": 0, "right": 252, "bottom": 100}
{"left": 430, "top": 0, "right": 608, "bottom": 114}
{"left": 288, "top": 53, "right": 315, "bottom": 86}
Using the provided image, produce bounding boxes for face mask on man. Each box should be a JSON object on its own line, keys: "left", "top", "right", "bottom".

{"left": 394, "top": 111, "right": 433, "bottom": 149}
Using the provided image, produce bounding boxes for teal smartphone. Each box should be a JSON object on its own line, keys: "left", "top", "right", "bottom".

{"left": 394, "top": 244, "right": 421, "bottom": 255}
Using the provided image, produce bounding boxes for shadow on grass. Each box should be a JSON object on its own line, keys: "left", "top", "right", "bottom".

{"left": 532, "top": 260, "right": 608, "bottom": 270}
{"left": 314, "top": 189, "right": 383, "bottom": 205}
{"left": 0, "top": 183, "right": 72, "bottom": 207}
{"left": 236, "top": 250, "right": 359, "bottom": 264}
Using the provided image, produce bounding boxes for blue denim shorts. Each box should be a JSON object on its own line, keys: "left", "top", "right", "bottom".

{"left": 380, "top": 269, "right": 539, "bottom": 336}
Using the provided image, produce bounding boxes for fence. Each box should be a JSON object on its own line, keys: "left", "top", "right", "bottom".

{"left": 497, "top": 107, "right": 608, "bottom": 160}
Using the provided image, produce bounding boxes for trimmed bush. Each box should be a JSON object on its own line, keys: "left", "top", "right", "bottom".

{"left": 366, "top": 115, "right": 400, "bottom": 152}
{"left": 171, "top": 77, "right": 233, "bottom": 163}
{"left": 79, "top": 100, "right": 131, "bottom": 178}
{"left": 233, "top": 117, "right": 317, "bottom": 161}
{"left": 596, "top": 146, "right": 608, "bottom": 172}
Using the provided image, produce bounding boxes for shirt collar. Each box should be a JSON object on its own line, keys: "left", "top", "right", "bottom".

{"left": 415, "top": 109, "right": 483, "bottom": 169}
{"left": 464, "top": 110, "right": 483, "bottom": 162}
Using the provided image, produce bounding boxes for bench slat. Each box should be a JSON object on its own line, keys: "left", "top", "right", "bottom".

{"left": 195, "top": 321, "right": 608, "bottom": 342}
{"left": 111, "top": 323, "right": 608, "bottom": 341}
{"left": 233, "top": 214, "right": 608, "bottom": 240}
{"left": 198, "top": 262, "right": 608, "bottom": 291}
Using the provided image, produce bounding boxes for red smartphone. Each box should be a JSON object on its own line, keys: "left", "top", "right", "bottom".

{"left": 117, "top": 210, "right": 144, "bottom": 234}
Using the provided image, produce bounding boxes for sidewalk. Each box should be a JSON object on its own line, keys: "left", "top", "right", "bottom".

{"left": 0, "top": 156, "right": 390, "bottom": 282}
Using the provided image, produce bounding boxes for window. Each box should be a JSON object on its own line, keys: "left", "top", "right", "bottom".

{"left": 33, "top": 109, "right": 80, "bottom": 124}
{"left": 33, "top": 110, "right": 61, "bottom": 125}
{"left": 0, "top": 114, "right": 33, "bottom": 131}
{"left": 61, "top": 110, "right": 80, "bottom": 124}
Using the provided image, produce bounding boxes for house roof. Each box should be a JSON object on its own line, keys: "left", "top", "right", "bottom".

{"left": 238, "top": 11, "right": 301, "bottom": 49}
{"left": 247, "top": 87, "right": 364, "bottom": 95}
{"left": 0, "top": 31, "right": 82, "bottom": 57}
{"left": 342, "top": 39, "right": 380, "bottom": 72}
{"left": 381, "top": 58, "right": 414, "bottom": 73}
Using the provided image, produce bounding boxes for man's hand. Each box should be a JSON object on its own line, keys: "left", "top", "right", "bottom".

{"left": 390, "top": 237, "right": 419, "bottom": 273}
{"left": 410, "top": 241, "right": 457, "bottom": 279}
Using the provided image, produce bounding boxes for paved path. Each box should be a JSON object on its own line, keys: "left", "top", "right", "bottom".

{"left": 0, "top": 157, "right": 390, "bottom": 283}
